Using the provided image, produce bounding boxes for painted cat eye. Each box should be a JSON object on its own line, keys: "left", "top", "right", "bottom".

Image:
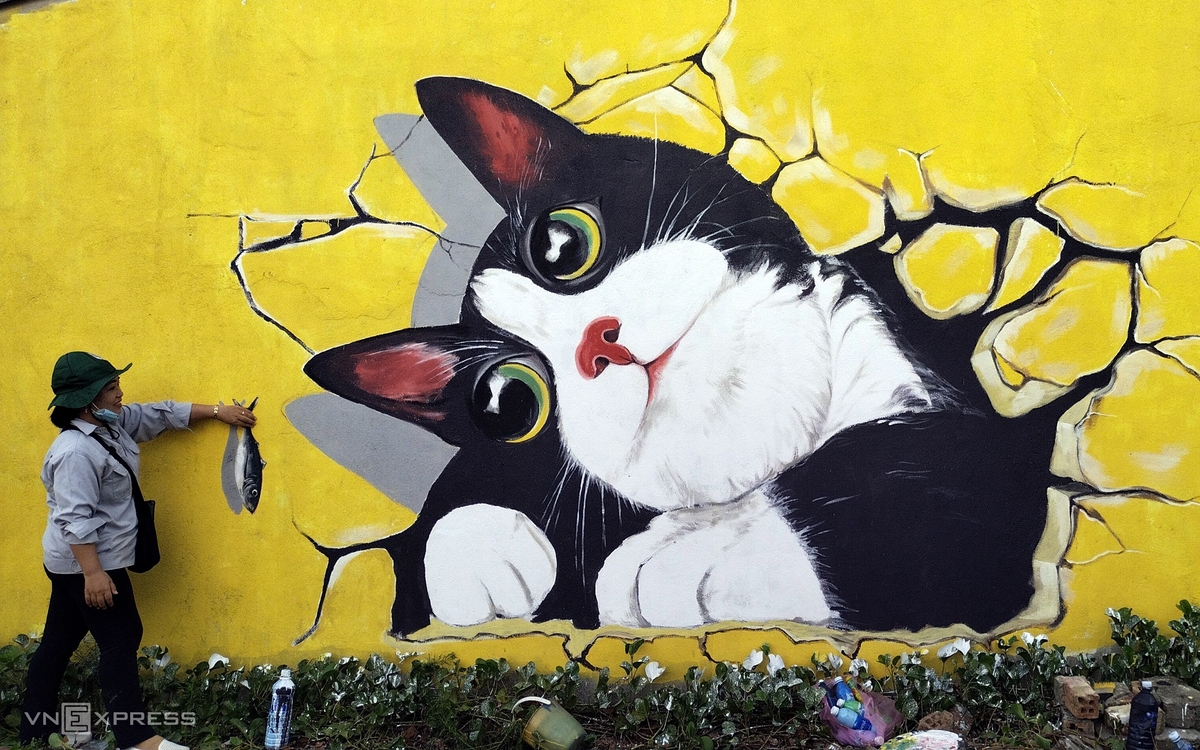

{"left": 523, "top": 203, "right": 604, "bottom": 284}
{"left": 470, "top": 359, "right": 551, "bottom": 443}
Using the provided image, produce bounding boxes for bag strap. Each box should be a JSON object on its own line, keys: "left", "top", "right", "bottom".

{"left": 64, "top": 424, "right": 145, "bottom": 502}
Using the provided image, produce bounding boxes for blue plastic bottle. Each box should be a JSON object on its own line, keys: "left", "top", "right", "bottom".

{"left": 834, "top": 705, "right": 874, "bottom": 731}
{"left": 1126, "top": 680, "right": 1159, "bottom": 750}
{"left": 1168, "top": 731, "right": 1195, "bottom": 750}
{"left": 265, "top": 668, "right": 295, "bottom": 750}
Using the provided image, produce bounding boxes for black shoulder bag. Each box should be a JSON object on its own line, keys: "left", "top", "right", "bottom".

{"left": 66, "top": 426, "right": 161, "bottom": 573}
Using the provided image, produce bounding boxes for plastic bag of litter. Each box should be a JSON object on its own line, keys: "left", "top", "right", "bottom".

{"left": 819, "top": 678, "right": 903, "bottom": 747}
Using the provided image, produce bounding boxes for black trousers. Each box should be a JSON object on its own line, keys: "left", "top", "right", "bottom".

{"left": 19, "top": 567, "right": 155, "bottom": 749}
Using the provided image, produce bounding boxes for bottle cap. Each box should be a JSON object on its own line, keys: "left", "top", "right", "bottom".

{"left": 281, "top": 668, "right": 292, "bottom": 678}
{"left": 1142, "top": 680, "right": 1153, "bottom": 689}
{"left": 1169, "top": 731, "right": 1181, "bottom": 741}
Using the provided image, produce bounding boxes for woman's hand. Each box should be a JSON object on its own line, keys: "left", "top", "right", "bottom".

{"left": 192, "top": 403, "right": 257, "bottom": 427}
{"left": 84, "top": 570, "right": 118, "bottom": 609}
{"left": 214, "top": 403, "right": 256, "bottom": 428}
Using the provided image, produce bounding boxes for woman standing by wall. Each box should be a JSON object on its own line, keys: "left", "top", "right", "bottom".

{"left": 20, "top": 352, "right": 256, "bottom": 750}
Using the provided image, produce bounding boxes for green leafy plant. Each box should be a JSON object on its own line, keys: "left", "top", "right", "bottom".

{"left": 5, "top": 601, "right": 1200, "bottom": 749}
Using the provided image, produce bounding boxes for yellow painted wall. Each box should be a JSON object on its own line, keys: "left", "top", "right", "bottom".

{"left": 2, "top": 0, "right": 1199, "bottom": 678}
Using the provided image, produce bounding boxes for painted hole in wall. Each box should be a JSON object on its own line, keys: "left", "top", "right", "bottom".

{"left": 227, "top": 43, "right": 1200, "bottom": 658}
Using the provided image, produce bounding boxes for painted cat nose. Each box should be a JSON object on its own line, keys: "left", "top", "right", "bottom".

{"left": 576, "top": 316, "right": 634, "bottom": 379}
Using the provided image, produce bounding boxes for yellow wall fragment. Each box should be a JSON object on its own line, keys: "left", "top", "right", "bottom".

{"left": 772, "top": 157, "right": 885, "bottom": 255}
{"left": 242, "top": 218, "right": 299, "bottom": 250}
{"left": 1076, "top": 349, "right": 1200, "bottom": 502}
{"left": 240, "top": 224, "right": 436, "bottom": 352}
{"left": 582, "top": 635, "right": 713, "bottom": 679}
{"left": 1037, "top": 180, "right": 1169, "bottom": 251}
{"left": 1052, "top": 494, "right": 1200, "bottom": 647}
{"left": 1135, "top": 239, "right": 1200, "bottom": 343}
{"left": 884, "top": 149, "right": 934, "bottom": 221}
{"left": 727, "top": 137, "right": 781, "bottom": 184}
{"left": 894, "top": 224, "right": 998, "bottom": 319}
{"left": 562, "top": 0, "right": 729, "bottom": 86}
{"left": 701, "top": 5, "right": 814, "bottom": 161}
{"left": 672, "top": 64, "right": 723, "bottom": 114}
{"left": 987, "top": 218, "right": 1066, "bottom": 312}
{"left": 1157, "top": 338, "right": 1200, "bottom": 380}
{"left": 581, "top": 87, "right": 726, "bottom": 155}
{"left": 556, "top": 63, "right": 692, "bottom": 123}
{"left": 879, "top": 234, "right": 902, "bottom": 255}
{"left": 972, "top": 310, "right": 1075, "bottom": 418}
{"left": 993, "top": 259, "right": 1132, "bottom": 387}
{"left": 1065, "top": 511, "right": 1126, "bottom": 566}
{"left": 299, "top": 220, "right": 334, "bottom": 241}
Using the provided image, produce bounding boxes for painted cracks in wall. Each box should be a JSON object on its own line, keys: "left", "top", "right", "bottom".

{"left": 226, "top": 0, "right": 1200, "bottom": 659}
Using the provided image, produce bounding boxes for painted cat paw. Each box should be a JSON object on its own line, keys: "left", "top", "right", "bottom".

{"left": 595, "top": 491, "right": 833, "bottom": 627}
{"left": 424, "top": 504, "right": 557, "bottom": 626}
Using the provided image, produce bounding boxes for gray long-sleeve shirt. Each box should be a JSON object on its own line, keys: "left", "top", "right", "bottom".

{"left": 41, "top": 401, "right": 192, "bottom": 574}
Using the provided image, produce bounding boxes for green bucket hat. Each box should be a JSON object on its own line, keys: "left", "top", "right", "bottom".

{"left": 48, "top": 352, "right": 132, "bottom": 409}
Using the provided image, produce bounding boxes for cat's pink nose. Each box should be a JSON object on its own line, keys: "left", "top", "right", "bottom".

{"left": 576, "top": 316, "right": 634, "bottom": 379}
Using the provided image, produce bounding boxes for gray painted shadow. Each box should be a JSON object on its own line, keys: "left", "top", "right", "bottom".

{"left": 287, "top": 393, "right": 458, "bottom": 514}
{"left": 374, "top": 113, "right": 505, "bottom": 326}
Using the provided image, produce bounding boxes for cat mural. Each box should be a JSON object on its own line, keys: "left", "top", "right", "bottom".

{"left": 299, "top": 76, "right": 1054, "bottom": 639}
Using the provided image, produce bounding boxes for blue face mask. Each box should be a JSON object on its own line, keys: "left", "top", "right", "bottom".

{"left": 91, "top": 406, "right": 120, "bottom": 423}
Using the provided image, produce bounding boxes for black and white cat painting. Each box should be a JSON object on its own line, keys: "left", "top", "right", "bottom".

{"left": 300, "top": 76, "right": 1054, "bottom": 638}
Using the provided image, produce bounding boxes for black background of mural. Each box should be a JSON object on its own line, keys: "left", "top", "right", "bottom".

{"left": 303, "top": 76, "right": 1064, "bottom": 637}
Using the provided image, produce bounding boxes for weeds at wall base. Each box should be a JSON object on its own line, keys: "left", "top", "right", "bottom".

{"left": 3, "top": 602, "right": 1200, "bottom": 750}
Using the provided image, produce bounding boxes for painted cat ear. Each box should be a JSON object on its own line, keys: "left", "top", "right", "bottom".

{"left": 304, "top": 328, "right": 462, "bottom": 427}
{"left": 415, "top": 76, "right": 582, "bottom": 202}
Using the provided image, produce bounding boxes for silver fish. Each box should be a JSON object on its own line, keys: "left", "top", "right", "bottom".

{"left": 233, "top": 397, "right": 265, "bottom": 513}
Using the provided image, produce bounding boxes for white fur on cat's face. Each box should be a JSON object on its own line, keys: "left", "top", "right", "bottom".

{"left": 470, "top": 239, "right": 930, "bottom": 511}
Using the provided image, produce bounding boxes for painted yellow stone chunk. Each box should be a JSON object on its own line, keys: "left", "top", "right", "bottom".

{"left": 772, "top": 157, "right": 885, "bottom": 255}
{"left": 1052, "top": 493, "right": 1200, "bottom": 647}
{"left": 993, "top": 259, "right": 1132, "bottom": 387}
{"left": 582, "top": 635, "right": 713, "bottom": 678}
{"left": 555, "top": 62, "right": 692, "bottom": 124}
{"left": 1135, "top": 239, "right": 1200, "bottom": 343}
{"left": 299, "top": 220, "right": 333, "bottom": 241}
{"left": 1065, "top": 511, "right": 1126, "bottom": 566}
{"left": 672, "top": 64, "right": 723, "bottom": 114}
{"left": 879, "top": 233, "right": 902, "bottom": 255}
{"left": 1050, "top": 395, "right": 1091, "bottom": 483}
{"left": 1075, "top": 348, "right": 1200, "bottom": 502}
{"left": 894, "top": 224, "right": 998, "bottom": 319}
{"left": 240, "top": 223, "right": 437, "bottom": 352}
{"left": 1034, "top": 487, "right": 1075, "bottom": 565}
{"left": 972, "top": 310, "right": 1074, "bottom": 418}
{"left": 562, "top": 0, "right": 728, "bottom": 86}
{"left": 1037, "top": 179, "right": 1163, "bottom": 251}
{"left": 242, "top": 218, "right": 299, "bottom": 250}
{"left": 883, "top": 149, "right": 934, "bottom": 221}
{"left": 727, "top": 137, "right": 781, "bottom": 184}
{"left": 701, "top": 7, "right": 814, "bottom": 161}
{"left": 704, "top": 629, "right": 835, "bottom": 671}
{"left": 351, "top": 149, "right": 446, "bottom": 232}
{"left": 581, "top": 87, "right": 726, "bottom": 155}
{"left": 1157, "top": 337, "right": 1200, "bottom": 379}
{"left": 987, "top": 218, "right": 1065, "bottom": 312}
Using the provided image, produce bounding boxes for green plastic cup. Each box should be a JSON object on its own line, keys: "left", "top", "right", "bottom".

{"left": 518, "top": 697, "right": 586, "bottom": 750}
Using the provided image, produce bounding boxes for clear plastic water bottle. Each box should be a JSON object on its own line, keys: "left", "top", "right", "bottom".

{"left": 1168, "top": 730, "right": 1195, "bottom": 750}
{"left": 1126, "top": 680, "right": 1159, "bottom": 750}
{"left": 265, "top": 667, "right": 295, "bottom": 750}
